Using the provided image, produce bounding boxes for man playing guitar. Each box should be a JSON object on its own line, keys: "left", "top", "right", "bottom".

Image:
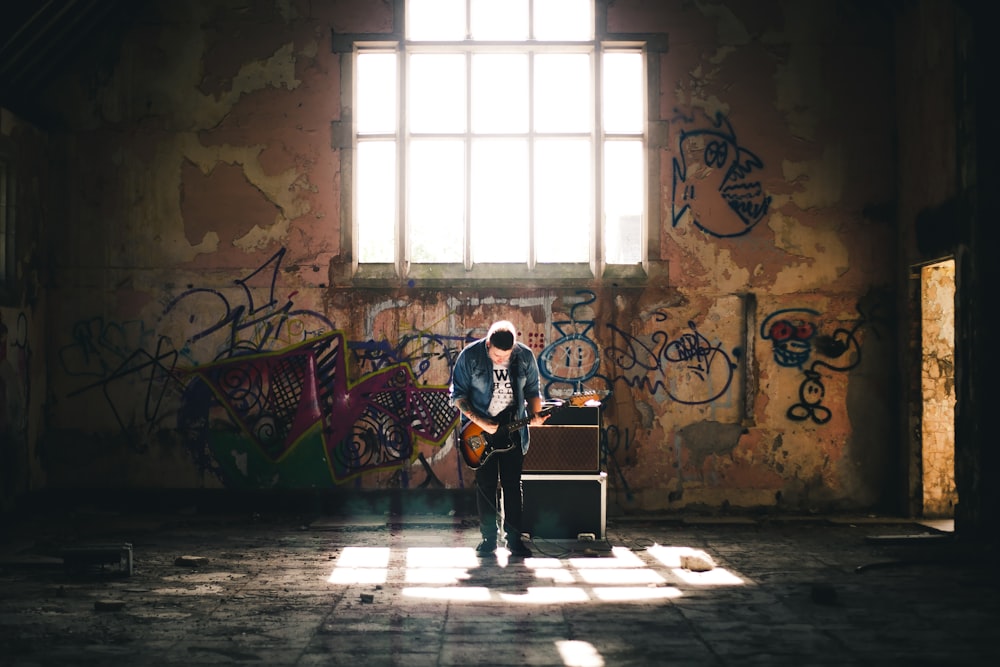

{"left": 449, "top": 320, "right": 549, "bottom": 558}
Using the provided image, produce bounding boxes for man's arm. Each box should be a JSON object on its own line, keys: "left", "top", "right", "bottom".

{"left": 522, "top": 347, "right": 549, "bottom": 426}
{"left": 450, "top": 350, "right": 499, "bottom": 434}
{"left": 454, "top": 397, "right": 499, "bottom": 434}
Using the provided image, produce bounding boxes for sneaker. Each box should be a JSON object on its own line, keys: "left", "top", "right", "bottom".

{"left": 475, "top": 539, "right": 497, "bottom": 556}
{"left": 507, "top": 540, "right": 532, "bottom": 558}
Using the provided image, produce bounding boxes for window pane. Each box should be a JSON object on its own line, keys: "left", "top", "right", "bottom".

{"left": 604, "top": 140, "right": 644, "bottom": 264}
{"left": 472, "top": 54, "right": 528, "bottom": 134}
{"left": 408, "top": 0, "right": 465, "bottom": 41}
{"left": 357, "top": 141, "right": 397, "bottom": 263}
{"left": 535, "top": 138, "right": 591, "bottom": 263}
{"left": 471, "top": 0, "right": 528, "bottom": 40}
{"left": 603, "top": 52, "right": 643, "bottom": 134}
{"left": 534, "top": 53, "right": 591, "bottom": 133}
{"left": 534, "top": 0, "right": 593, "bottom": 40}
{"left": 409, "top": 139, "right": 465, "bottom": 263}
{"left": 409, "top": 54, "right": 466, "bottom": 133}
{"left": 357, "top": 53, "right": 396, "bottom": 134}
{"left": 471, "top": 138, "right": 529, "bottom": 263}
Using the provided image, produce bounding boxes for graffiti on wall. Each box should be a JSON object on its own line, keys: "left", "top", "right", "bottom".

{"left": 537, "top": 291, "right": 740, "bottom": 406}
{"left": 58, "top": 248, "right": 337, "bottom": 453}
{"left": 163, "top": 249, "right": 457, "bottom": 486}
{"left": 178, "top": 330, "right": 458, "bottom": 488}
{"left": 671, "top": 110, "right": 772, "bottom": 238}
{"left": 162, "top": 248, "right": 335, "bottom": 362}
{"left": 605, "top": 312, "right": 739, "bottom": 406}
{"left": 761, "top": 300, "right": 882, "bottom": 424}
{"left": 56, "top": 265, "right": 752, "bottom": 491}
{"left": 350, "top": 329, "right": 471, "bottom": 381}
{"left": 60, "top": 318, "right": 182, "bottom": 450}
{"left": 538, "top": 291, "right": 604, "bottom": 395}
{"left": 532, "top": 291, "right": 740, "bottom": 501}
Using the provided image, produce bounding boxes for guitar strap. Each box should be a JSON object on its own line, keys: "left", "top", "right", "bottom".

{"left": 508, "top": 349, "right": 522, "bottom": 447}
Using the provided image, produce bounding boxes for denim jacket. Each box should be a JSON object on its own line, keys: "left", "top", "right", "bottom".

{"left": 449, "top": 338, "right": 541, "bottom": 454}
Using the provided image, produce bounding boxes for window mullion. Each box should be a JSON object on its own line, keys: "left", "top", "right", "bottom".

{"left": 398, "top": 46, "right": 409, "bottom": 277}
{"left": 527, "top": 49, "right": 536, "bottom": 272}
{"left": 464, "top": 49, "right": 473, "bottom": 271}
{"left": 593, "top": 43, "right": 602, "bottom": 278}
{"left": 528, "top": 1, "right": 535, "bottom": 274}
{"left": 464, "top": 0, "right": 472, "bottom": 273}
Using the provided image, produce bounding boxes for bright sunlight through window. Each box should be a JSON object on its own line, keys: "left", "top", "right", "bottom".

{"left": 354, "top": 0, "right": 645, "bottom": 274}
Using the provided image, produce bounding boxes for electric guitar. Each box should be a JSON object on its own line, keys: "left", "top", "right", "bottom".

{"left": 458, "top": 393, "right": 602, "bottom": 470}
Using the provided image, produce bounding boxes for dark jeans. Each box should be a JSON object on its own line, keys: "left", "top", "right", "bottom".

{"left": 475, "top": 444, "right": 525, "bottom": 544}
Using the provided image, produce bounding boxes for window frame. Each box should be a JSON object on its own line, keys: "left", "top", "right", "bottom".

{"left": 334, "top": 1, "right": 663, "bottom": 288}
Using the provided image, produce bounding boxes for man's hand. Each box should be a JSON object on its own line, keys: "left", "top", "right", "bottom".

{"left": 529, "top": 413, "right": 550, "bottom": 427}
{"left": 527, "top": 396, "right": 548, "bottom": 427}
{"left": 457, "top": 398, "right": 499, "bottom": 434}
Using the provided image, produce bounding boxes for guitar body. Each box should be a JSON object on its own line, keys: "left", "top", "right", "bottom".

{"left": 457, "top": 393, "right": 604, "bottom": 470}
{"left": 459, "top": 408, "right": 517, "bottom": 470}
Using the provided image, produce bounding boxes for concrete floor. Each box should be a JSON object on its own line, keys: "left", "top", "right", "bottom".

{"left": 0, "top": 502, "right": 996, "bottom": 666}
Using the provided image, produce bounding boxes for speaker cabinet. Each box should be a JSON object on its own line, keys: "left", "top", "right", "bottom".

{"left": 521, "top": 473, "right": 607, "bottom": 540}
{"left": 524, "top": 406, "right": 601, "bottom": 474}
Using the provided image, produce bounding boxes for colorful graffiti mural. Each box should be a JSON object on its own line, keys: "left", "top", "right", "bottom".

{"left": 178, "top": 331, "right": 458, "bottom": 488}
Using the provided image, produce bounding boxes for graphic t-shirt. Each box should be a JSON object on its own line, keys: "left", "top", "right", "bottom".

{"left": 486, "top": 360, "right": 515, "bottom": 417}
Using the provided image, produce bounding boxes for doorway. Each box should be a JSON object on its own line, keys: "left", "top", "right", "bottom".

{"left": 919, "top": 259, "right": 957, "bottom": 518}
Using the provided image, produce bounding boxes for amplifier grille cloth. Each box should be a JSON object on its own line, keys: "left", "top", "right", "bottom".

{"left": 524, "top": 425, "right": 600, "bottom": 473}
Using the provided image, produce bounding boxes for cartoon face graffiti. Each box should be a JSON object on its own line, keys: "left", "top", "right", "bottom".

{"left": 760, "top": 309, "right": 819, "bottom": 369}
{"left": 767, "top": 319, "right": 816, "bottom": 367}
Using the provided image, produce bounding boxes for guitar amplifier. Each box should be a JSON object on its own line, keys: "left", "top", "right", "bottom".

{"left": 521, "top": 473, "right": 607, "bottom": 540}
{"left": 524, "top": 406, "right": 601, "bottom": 474}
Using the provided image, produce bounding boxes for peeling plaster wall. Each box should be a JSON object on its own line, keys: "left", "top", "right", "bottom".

{"left": 31, "top": 0, "right": 905, "bottom": 514}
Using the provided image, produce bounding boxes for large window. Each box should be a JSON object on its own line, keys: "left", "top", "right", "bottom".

{"left": 353, "top": 0, "right": 646, "bottom": 281}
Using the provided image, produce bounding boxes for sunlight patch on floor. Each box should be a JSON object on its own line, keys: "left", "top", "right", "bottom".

{"left": 327, "top": 543, "right": 739, "bottom": 601}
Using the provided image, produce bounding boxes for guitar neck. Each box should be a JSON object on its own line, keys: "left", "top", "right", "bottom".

{"left": 504, "top": 404, "right": 562, "bottom": 433}
{"left": 500, "top": 393, "right": 602, "bottom": 434}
